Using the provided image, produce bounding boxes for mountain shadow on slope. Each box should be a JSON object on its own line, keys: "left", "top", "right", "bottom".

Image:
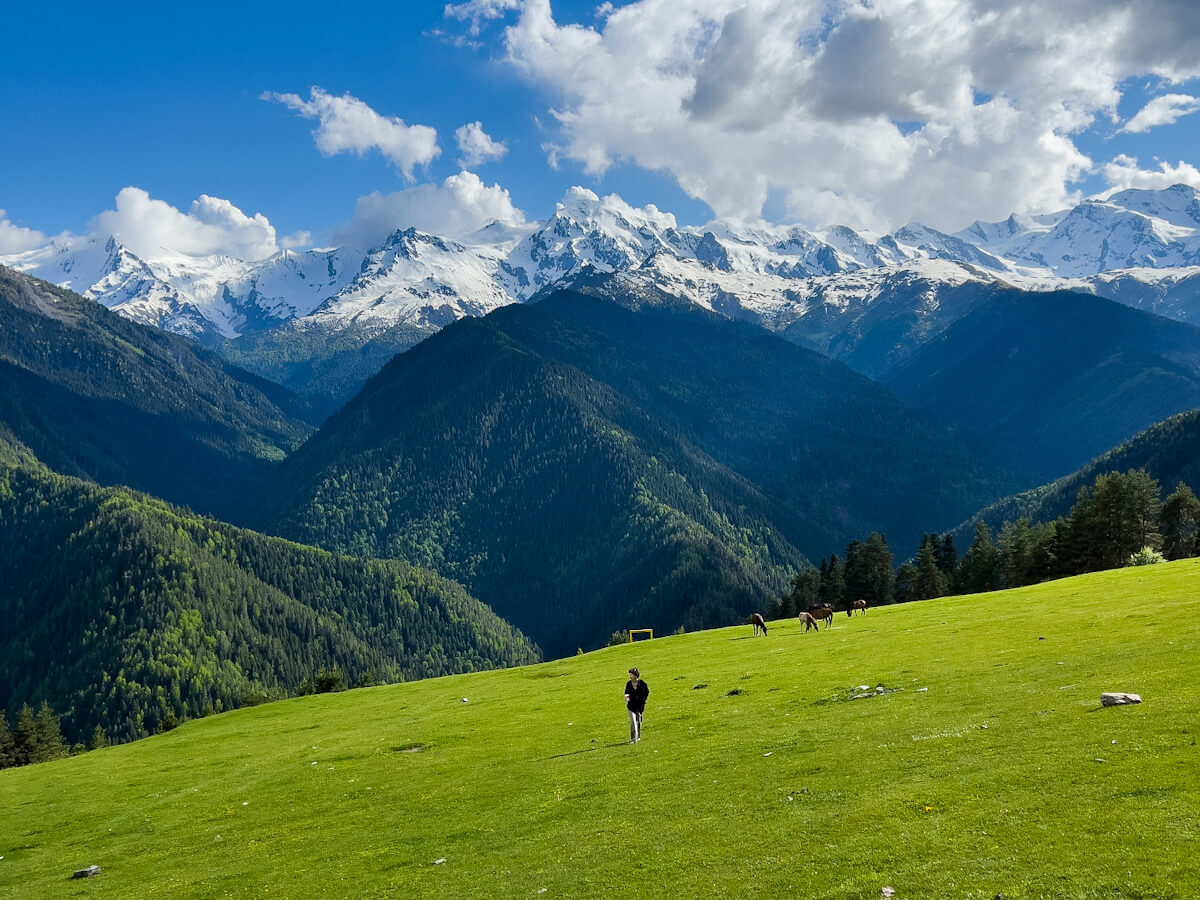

{"left": 780, "top": 276, "right": 1003, "bottom": 378}
{"left": 883, "top": 289, "right": 1200, "bottom": 482}
{"left": 0, "top": 266, "right": 316, "bottom": 517}
{"left": 0, "top": 449, "right": 539, "bottom": 745}
{"left": 219, "top": 318, "right": 436, "bottom": 418}
{"left": 255, "top": 291, "right": 1018, "bottom": 656}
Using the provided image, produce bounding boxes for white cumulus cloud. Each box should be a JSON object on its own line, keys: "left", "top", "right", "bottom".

{"left": 280, "top": 230, "right": 313, "bottom": 250}
{"left": 1100, "top": 154, "right": 1200, "bottom": 192}
{"left": 456, "top": 121, "right": 509, "bottom": 167}
{"left": 330, "top": 171, "right": 526, "bottom": 249}
{"left": 0, "top": 211, "right": 47, "bottom": 254}
{"left": 90, "top": 187, "right": 281, "bottom": 261}
{"left": 454, "top": 0, "right": 1200, "bottom": 231}
{"left": 445, "top": 0, "right": 522, "bottom": 35}
{"left": 263, "top": 87, "right": 440, "bottom": 180}
{"left": 1121, "top": 93, "right": 1200, "bottom": 134}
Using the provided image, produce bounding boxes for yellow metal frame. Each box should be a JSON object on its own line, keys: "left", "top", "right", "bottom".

{"left": 629, "top": 629, "right": 654, "bottom": 642}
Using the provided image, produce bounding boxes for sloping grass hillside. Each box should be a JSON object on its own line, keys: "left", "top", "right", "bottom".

{"left": 3, "top": 560, "right": 1198, "bottom": 899}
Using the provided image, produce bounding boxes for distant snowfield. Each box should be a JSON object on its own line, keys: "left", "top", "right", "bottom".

{"left": 7, "top": 183, "right": 1200, "bottom": 346}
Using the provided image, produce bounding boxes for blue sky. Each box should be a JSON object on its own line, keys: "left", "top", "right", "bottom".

{"left": 0, "top": 0, "right": 709, "bottom": 241}
{"left": 3, "top": 0, "right": 1200, "bottom": 253}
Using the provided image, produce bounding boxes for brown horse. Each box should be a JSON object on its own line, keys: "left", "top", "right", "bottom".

{"left": 798, "top": 612, "right": 819, "bottom": 632}
{"left": 751, "top": 612, "right": 768, "bottom": 636}
{"left": 848, "top": 599, "right": 868, "bottom": 616}
{"left": 809, "top": 604, "right": 834, "bottom": 628}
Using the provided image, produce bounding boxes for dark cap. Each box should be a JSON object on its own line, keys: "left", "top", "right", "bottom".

{"left": 628, "top": 667, "right": 639, "bottom": 678}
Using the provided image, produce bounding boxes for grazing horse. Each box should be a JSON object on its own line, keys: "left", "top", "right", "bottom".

{"left": 848, "top": 599, "right": 868, "bottom": 617}
{"left": 809, "top": 604, "right": 834, "bottom": 628}
{"left": 798, "top": 612, "right": 819, "bottom": 632}
{"left": 751, "top": 612, "right": 768, "bottom": 636}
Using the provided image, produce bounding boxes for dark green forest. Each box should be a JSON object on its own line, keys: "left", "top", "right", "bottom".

{"left": 960, "top": 409, "right": 1200, "bottom": 536}
{"left": 0, "top": 266, "right": 316, "bottom": 517}
{"left": 884, "top": 289, "right": 1200, "bottom": 481}
{"left": 0, "top": 449, "right": 538, "bottom": 747}
{"left": 255, "top": 291, "right": 1018, "bottom": 656}
{"left": 259, "top": 318, "right": 805, "bottom": 657}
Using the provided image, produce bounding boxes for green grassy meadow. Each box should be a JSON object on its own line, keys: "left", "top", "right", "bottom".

{"left": 3, "top": 560, "right": 1199, "bottom": 899}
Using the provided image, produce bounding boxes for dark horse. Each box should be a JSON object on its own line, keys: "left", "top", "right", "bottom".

{"left": 798, "top": 611, "right": 820, "bottom": 632}
{"left": 848, "top": 599, "right": 868, "bottom": 617}
{"left": 809, "top": 604, "right": 834, "bottom": 628}
{"left": 751, "top": 612, "right": 768, "bottom": 636}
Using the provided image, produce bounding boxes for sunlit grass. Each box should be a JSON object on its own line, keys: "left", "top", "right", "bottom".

{"left": 3, "top": 560, "right": 1199, "bottom": 898}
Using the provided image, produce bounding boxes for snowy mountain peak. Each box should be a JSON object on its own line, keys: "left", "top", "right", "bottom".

{"left": 1102, "top": 183, "right": 1200, "bottom": 229}
{"left": 373, "top": 227, "right": 459, "bottom": 257}
{"left": 553, "top": 186, "right": 678, "bottom": 235}
{"left": 8, "top": 183, "right": 1200, "bottom": 348}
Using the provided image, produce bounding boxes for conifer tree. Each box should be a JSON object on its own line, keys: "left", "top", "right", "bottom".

{"left": 88, "top": 724, "right": 109, "bottom": 751}
{"left": 893, "top": 563, "right": 919, "bottom": 604}
{"left": 783, "top": 568, "right": 819, "bottom": 618}
{"left": 937, "top": 534, "right": 958, "bottom": 582}
{"left": 34, "top": 701, "right": 65, "bottom": 762}
{"left": 913, "top": 541, "right": 947, "bottom": 601}
{"left": 12, "top": 703, "right": 38, "bottom": 767}
{"left": 1070, "top": 470, "right": 1162, "bottom": 571}
{"left": 999, "top": 518, "right": 1034, "bottom": 588}
{"left": 861, "top": 532, "right": 895, "bottom": 605}
{"left": 0, "top": 713, "right": 13, "bottom": 769}
{"left": 958, "top": 522, "right": 1000, "bottom": 594}
{"left": 818, "top": 554, "right": 846, "bottom": 610}
{"left": 1161, "top": 483, "right": 1200, "bottom": 560}
{"left": 843, "top": 540, "right": 867, "bottom": 607}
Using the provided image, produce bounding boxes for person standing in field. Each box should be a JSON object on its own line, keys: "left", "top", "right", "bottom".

{"left": 625, "top": 667, "right": 649, "bottom": 743}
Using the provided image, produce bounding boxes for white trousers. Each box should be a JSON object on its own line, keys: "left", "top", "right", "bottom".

{"left": 629, "top": 710, "right": 643, "bottom": 742}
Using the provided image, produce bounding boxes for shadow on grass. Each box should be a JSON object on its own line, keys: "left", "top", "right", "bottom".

{"left": 539, "top": 742, "right": 629, "bottom": 761}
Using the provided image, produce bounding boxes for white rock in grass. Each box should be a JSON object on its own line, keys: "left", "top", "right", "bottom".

{"left": 434, "top": 858, "right": 447, "bottom": 865}
{"left": 1101, "top": 692, "right": 1141, "bottom": 706}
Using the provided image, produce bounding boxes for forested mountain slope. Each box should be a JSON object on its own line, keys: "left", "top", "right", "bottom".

{"left": 257, "top": 292, "right": 1017, "bottom": 656}
{"left": 0, "top": 450, "right": 538, "bottom": 745}
{"left": 884, "top": 290, "right": 1200, "bottom": 481}
{"left": 956, "top": 409, "right": 1200, "bottom": 535}
{"left": 0, "top": 266, "right": 315, "bottom": 517}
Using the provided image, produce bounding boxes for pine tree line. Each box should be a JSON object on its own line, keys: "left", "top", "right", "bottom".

{"left": 774, "top": 469, "right": 1200, "bottom": 615}
{"left": 0, "top": 701, "right": 82, "bottom": 770}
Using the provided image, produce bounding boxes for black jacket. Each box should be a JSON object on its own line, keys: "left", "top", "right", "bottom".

{"left": 625, "top": 679, "right": 649, "bottom": 714}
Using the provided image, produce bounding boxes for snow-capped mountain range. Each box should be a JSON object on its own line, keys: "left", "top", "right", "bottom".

{"left": 7, "top": 184, "right": 1200, "bottom": 347}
